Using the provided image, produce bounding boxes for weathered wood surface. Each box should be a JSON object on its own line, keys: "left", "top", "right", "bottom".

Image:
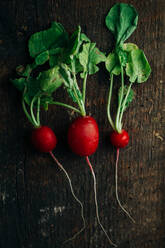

{"left": 0, "top": 0, "right": 164, "bottom": 247}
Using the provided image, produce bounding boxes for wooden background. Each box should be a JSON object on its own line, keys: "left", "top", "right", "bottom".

{"left": 0, "top": 0, "right": 164, "bottom": 247}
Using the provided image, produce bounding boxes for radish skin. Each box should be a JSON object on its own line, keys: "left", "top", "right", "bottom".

{"left": 31, "top": 126, "right": 57, "bottom": 152}
{"left": 68, "top": 116, "right": 99, "bottom": 156}
{"left": 110, "top": 130, "right": 129, "bottom": 149}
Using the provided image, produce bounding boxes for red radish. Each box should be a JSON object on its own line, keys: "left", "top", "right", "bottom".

{"left": 110, "top": 129, "right": 129, "bottom": 148}
{"left": 109, "top": 131, "right": 135, "bottom": 223}
{"left": 68, "top": 116, "right": 99, "bottom": 156}
{"left": 31, "top": 126, "right": 86, "bottom": 242}
{"left": 31, "top": 126, "right": 57, "bottom": 152}
{"left": 68, "top": 116, "right": 117, "bottom": 247}
{"left": 105, "top": 3, "right": 151, "bottom": 226}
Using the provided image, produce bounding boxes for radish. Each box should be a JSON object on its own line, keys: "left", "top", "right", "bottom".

{"left": 110, "top": 129, "right": 129, "bottom": 149}
{"left": 67, "top": 116, "right": 117, "bottom": 247}
{"left": 68, "top": 116, "right": 99, "bottom": 156}
{"left": 47, "top": 23, "right": 117, "bottom": 246}
{"left": 31, "top": 125, "right": 86, "bottom": 243}
{"left": 31, "top": 126, "right": 57, "bottom": 152}
{"left": 105, "top": 3, "right": 151, "bottom": 223}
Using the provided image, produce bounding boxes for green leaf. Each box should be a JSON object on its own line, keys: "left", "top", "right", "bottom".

{"left": 126, "top": 49, "right": 151, "bottom": 83}
{"left": 67, "top": 26, "right": 81, "bottom": 56}
{"left": 62, "top": 26, "right": 84, "bottom": 66}
{"left": 59, "top": 64, "right": 73, "bottom": 88}
{"left": 105, "top": 52, "right": 121, "bottom": 75}
{"left": 80, "top": 33, "right": 90, "bottom": 42}
{"left": 105, "top": 3, "right": 138, "bottom": 45}
{"left": 59, "top": 64, "right": 82, "bottom": 103}
{"left": 38, "top": 67, "right": 63, "bottom": 93}
{"left": 49, "top": 47, "right": 62, "bottom": 55}
{"left": 67, "top": 56, "right": 84, "bottom": 74}
{"left": 28, "top": 22, "right": 68, "bottom": 58}
{"left": 116, "top": 47, "right": 128, "bottom": 66}
{"left": 16, "top": 63, "right": 37, "bottom": 77}
{"left": 24, "top": 77, "right": 41, "bottom": 105}
{"left": 11, "top": 77, "right": 26, "bottom": 91}
{"left": 118, "top": 85, "right": 134, "bottom": 112}
{"left": 64, "top": 27, "right": 91, "bottom": 61}
{"left": 35, "top": 50, "right": 49, "bottom": 65}
{"left": 123, "top": 42, "right": 138, "bottom": 52}
{"left": 79, "top": 42, "right": 106, "bottom": 78}
{"left": 49, "top": 55, "right": 59, "bottom": 67}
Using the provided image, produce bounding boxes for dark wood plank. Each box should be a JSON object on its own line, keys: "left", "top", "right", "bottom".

{"left": 0, "top": 0, "right": 165, "bottom": 247}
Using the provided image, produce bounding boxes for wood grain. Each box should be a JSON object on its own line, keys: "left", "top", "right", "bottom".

{"left": 0, "top": 0, "right": 164, "bottom": 247}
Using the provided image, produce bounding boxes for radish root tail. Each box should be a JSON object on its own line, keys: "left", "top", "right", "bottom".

{"left": 86, "top": 156, "right": 117, "bottom": 247}
{"left": 49, "top": 151, "right": 86, "bottom": 243}
{"left": 115, "top": 148, "right": 135, "bottom": 223}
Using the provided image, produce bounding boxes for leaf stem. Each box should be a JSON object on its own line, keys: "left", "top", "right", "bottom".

{"left": 119, "top": 82, "right": 133, "bottom": 127}
{"left": 73, "top": 84, "right": 86, "bottom": 116}
{"left": 51, "top": 101, "right": 81, "bottom": 114}
{"left": 71, "top": 58, "right": 86, "bottom": 116}
{"left": 115, "top": 66, "right": 124, "bottom": 133}
{"left": 22, "top": 99, "right": 36, "bottom": 127}
{"left": 107, "top": 73, "right": 115, "bottom": 130}
{"left": 30, "top": 96, "right": 40, "bottom": 127}
{"left": 22, "top": 87, "right": 38, "bottom": 127}
{"left": 37, "top": 97, "right": 41, "bottom": 126}
{"left": 82, "top": 72, "right": 87, "bottom": 104}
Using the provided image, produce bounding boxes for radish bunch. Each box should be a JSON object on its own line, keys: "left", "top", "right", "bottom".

{"left": 11, "top": 3, "right": 151, "bottom": 247}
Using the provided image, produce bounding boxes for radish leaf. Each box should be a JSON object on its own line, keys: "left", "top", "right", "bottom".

{"left": 35, "top": 50, "right": 49, "bottom": 65}
{"left": 126, "top": 49, "right": 151, "bottom": 83}
{"left": 29, "top": 22, "right": 68, "bottom": 58}
{"left": 23, "top": 78, "right": 41, "bottom": 105}
{"left": 123, "top": 43, "right": 138, "bottom": 52}
{"left": 11, "top": 77, "right": 26, "bottom": 91}
{"left": 38, "top": 67, "right": 63, "bottom": 93}
{"left": 79, "top": 43, "right": 106, "bottom": 78}
{"left": 16, "top": 63, "right": 37, "bottom": 77}
{"left": 105, "top": 53, "right": 121, "bottom": 75}
{"left": 105, "top": 3, "right": 138, "bottom": 46}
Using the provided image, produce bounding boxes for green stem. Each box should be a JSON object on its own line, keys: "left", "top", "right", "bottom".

{"left": 82, "top": 72, "right": 87, "bottom": 104}
{"left": 51, "top": 101, "right": 81, "bottom": 114}
{"left": 115, "top": 66, "right": 124, "bottom": 133}
{"left": 71, "top": 58, "right": 86, "bottom": 116}
{"left": 107, "top": 74, "right": 115, "bottom": 130}
{"left": 119, "top": 82, "right": 133, "bottom": 127}
{"left": 37, "top": 97, "right": 41, "bottom": 126}
{"left": 22, "top": 99, "right": 36, "bottom": 127}
{"left": 22, "top": 87, "right": 37, "bottom": 127}
{"left": 30, "top": 97, "right": 40, "bottom": 127}
{"left": 73, "top": 84, "right": 86, "bottom": 116}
